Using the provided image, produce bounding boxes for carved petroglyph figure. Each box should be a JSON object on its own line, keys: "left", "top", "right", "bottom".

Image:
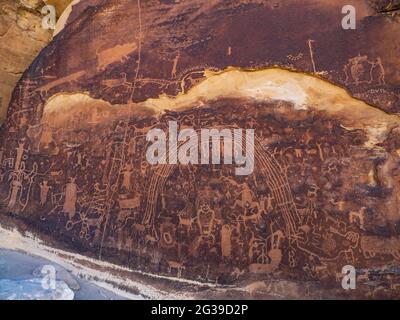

{"left": 35, "top": 71, "right": 85, "bottom": 96}
{"left": 97, "top": 42, "right": 138, "bottom": 72}
{"left": 118, "top": 193, "right": 141, "bottom": 212}
{"left": 121, "top": 162, "right": 134, "bottom": 190}
{"left": 14, "top": 140, "right": 27, "bottom": 171}
{"left": 221, "top": 224, "right": 232, "bottom": 258}
{"left": 231, "top": 181, "right": 255, "bottom": 209}
{"left": 6, "top": 176, "right": 23, "bottom": 210}
{"left": 171, "top": 53, "right": 181, "bottom": 79}
{"left": 349, "top": 207, "right": 367, "bottom": 230}
{"left": 66, "top": 211, "right": 103, "bottom": 240}
{"left": 344, "top": 55, "right": 386, "bottom": 85}
{"left": 196, "top": 198, "right": 215, "bottom": 237}
{"left": 249, "top": 230, "right": 284, "bottom": 275}
{"left": 178, "top": 212, "right": 194, "bottom": 233}
{"left": 63, "top": 178, "right": 78, "bottom": 219}
{"left": 101, "top": 73, "right": 133, "bottom": 93}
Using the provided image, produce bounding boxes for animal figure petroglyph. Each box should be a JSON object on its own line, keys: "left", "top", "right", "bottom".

{"left": 249, "top": 230, "right": 284, "bottom": 275}
{"left": 35, "top": 71, "right": 85, "bottom": 96}
{"left": 144, "top": 234, "right": 158, "bottom": 245}
{"left": 101, "top": 73, "right": 132, "bottom": 92}
{"left": 167, "top": 260, "right": 185, "bottom": 278}
{"left": 97, "top": 42, "right": 137, "bottom": 71}
{"left": 133, "top": 223, "right": 146, "bottom": 237}
{"left": 361, "top": 236, "right": 400, "bottom": 260}
{"left": 119, "top": 194, "right": 141, "bottom": 210}
{"left": 178, "top": 213, "right": 194, "bottom": 233}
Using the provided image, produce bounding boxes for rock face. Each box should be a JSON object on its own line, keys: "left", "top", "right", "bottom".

{"left": 1, "top": 0, "right": 400, "bottom": 298}
{"left": 0, "top": 0, "right": 73, "bottom": 123}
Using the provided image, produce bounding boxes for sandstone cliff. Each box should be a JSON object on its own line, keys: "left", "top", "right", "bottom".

{"left": 0, "top": 0, "right": 73, "bottom": 123}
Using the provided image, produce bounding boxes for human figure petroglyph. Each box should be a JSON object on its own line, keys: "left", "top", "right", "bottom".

{"left": 171, "top": 53, "right": 181, "bottom": 79}
{"left": 2, "top": 86, "right": 391, "bottom": 289}
{"left": 221, "top": 224, "right": 232, "bottom": 258}
{"left": 374, "top": 57, "right": 386, "bottom": 85}
{"left": 248, "top": 229, "right": 284, "bottom": 275}
{"left": 127, "top": 137, "right": 137, "bottom": 156}
{"left": 14, "top": 140, "right": 28, "bottom": 171}
{"left": 196, "top": 198, "right": 215, "bottom": 237}
{"left": 248, "top": 232, "right": 264, "bottom": 260}
{"left": 6, "top": 161, "right": 39, "bottom": 212}
{"left": 361, "top": 236, "right": 400, "bottom": 260}
{"left": 63, "top": 177, "right": 78, "bottom": 219}
{"left": 349, "top": 207, "right": 367, "bottom": 230}
{"left": 239, "top": 205, "right": 265, "bottom": 226}
{"left": 121, "top": 162, "right": 134, "bottom": 190}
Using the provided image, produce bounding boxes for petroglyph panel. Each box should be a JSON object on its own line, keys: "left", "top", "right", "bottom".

{"left": 1, "top": 0, "right": 400, "bottom": 299}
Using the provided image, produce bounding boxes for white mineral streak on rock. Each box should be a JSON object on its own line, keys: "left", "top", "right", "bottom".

{"left": 42, "top": 68, "right": 400, "bottom": 148}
